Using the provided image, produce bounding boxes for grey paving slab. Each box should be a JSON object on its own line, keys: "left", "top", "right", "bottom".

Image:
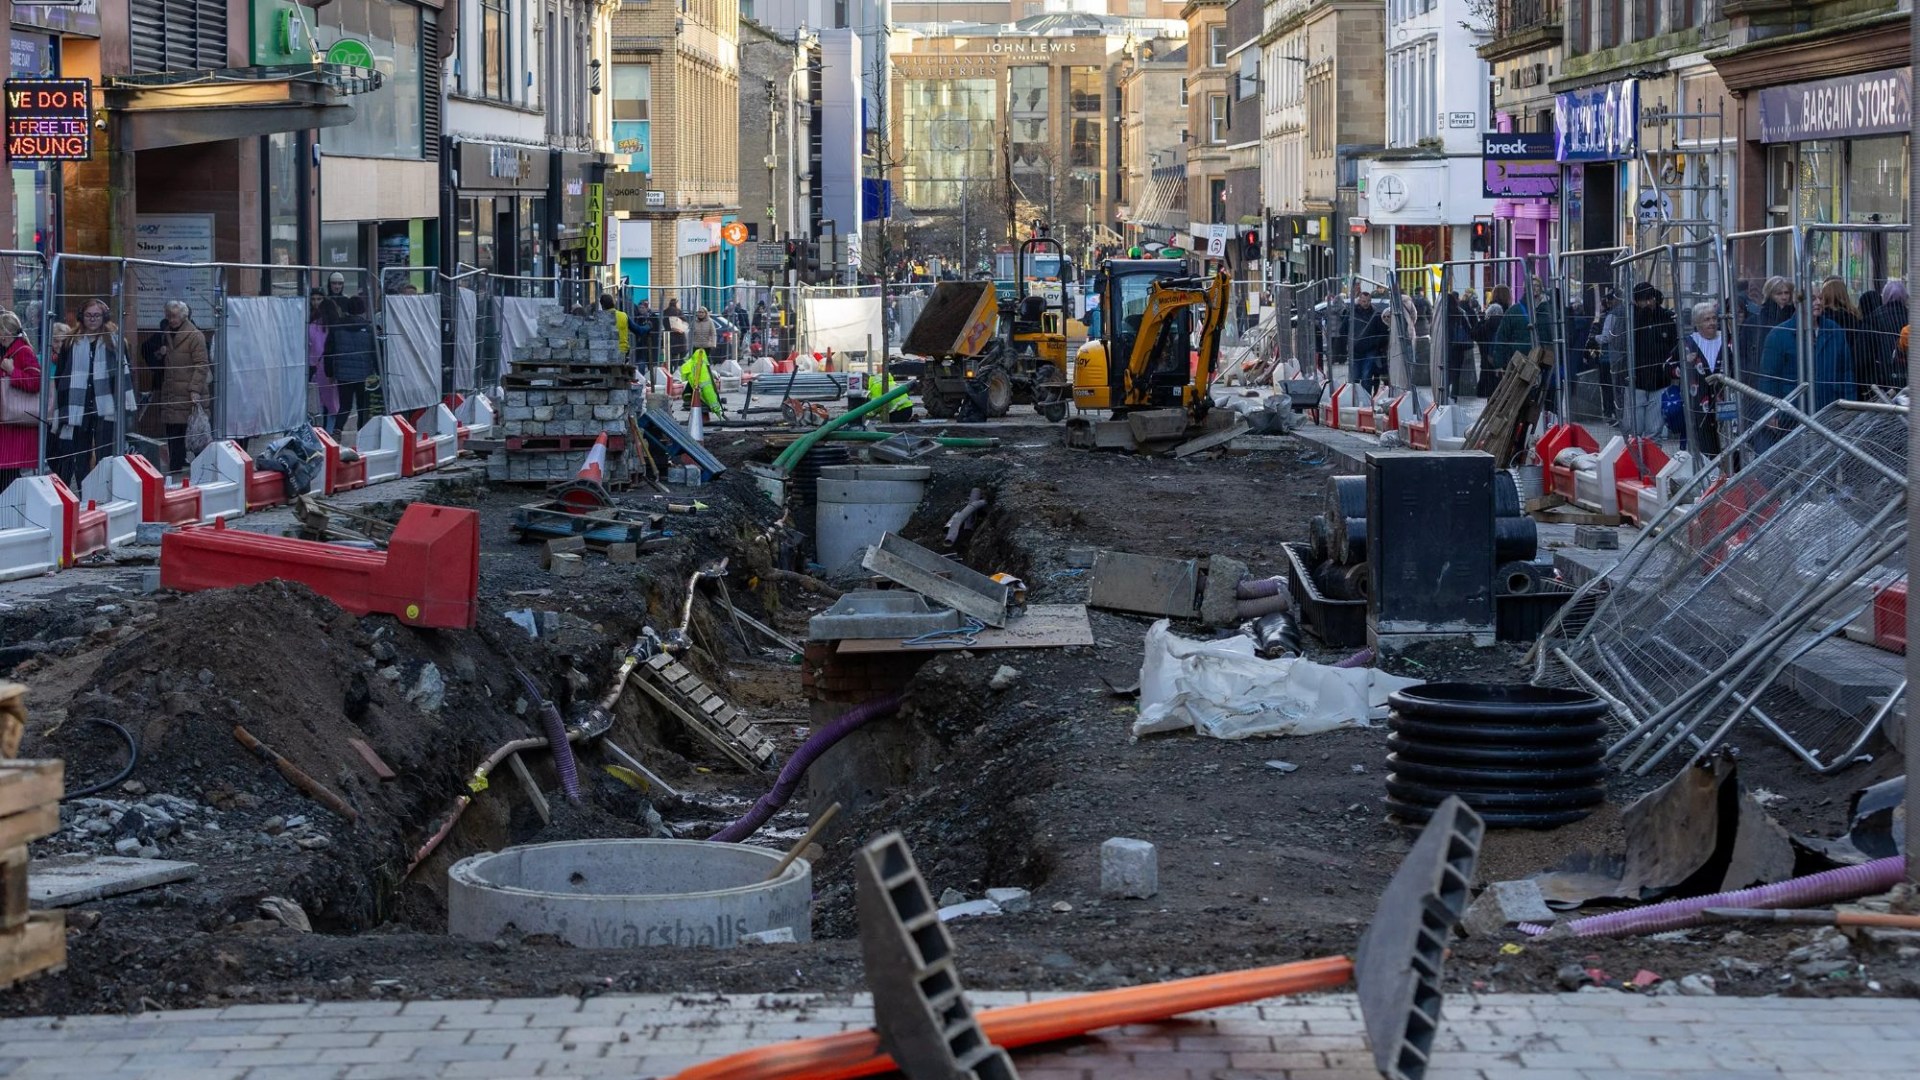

{"left": 25, "top": 855, "right": 200, "bottom": 907}
{"left": 0, "top": 991, "right": 1912, "bottom": 1078}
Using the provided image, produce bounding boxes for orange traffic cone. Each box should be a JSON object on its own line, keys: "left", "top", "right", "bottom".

{"left": 577, "top": 432, "right": 608, "bottom": 483}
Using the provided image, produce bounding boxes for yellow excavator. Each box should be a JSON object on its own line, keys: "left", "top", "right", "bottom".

{"left": 1067, "top": 263, "right": 1234, "bottom": 451}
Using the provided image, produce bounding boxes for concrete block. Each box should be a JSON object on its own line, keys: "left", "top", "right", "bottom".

{"left": 1089, "top": 550, "right": 1199, "bottom": 620}
{"left": 606, "top": 543, "right": 638, "bottom": 564}
{"left": 548, "top": 553, "right": 584, "bottom": 579}
{"left": 531, "top": 406, "right": 554, "bottom": 422}
{"left": 29, "top": 854, "right": 199, "bottom": 907}
{"left": 1574, "top": 525, "right": 1619, "bottom": 550}
{"left": 1200, "top": 555, "right": 1248, "bottom": 627}
{"left": 543, "top": 537, "right": 587, "bottom": 569}
{"left": 1100, "top": 837, "right": 1158, "bottom": 899}
{"left": 134, "top": 522, "right": 173, "bottom": 546}
{"left": 985, "top": 887, "right": 1031, "bottom": 914}
{"left": 592, "top": 405, "right": 625, "bottom": 421}
{"left": 503, "top": 406, "right": 534, "bottom": 422}
{"left": 1461, "top": 879, "right": 1556, "bottom": 938}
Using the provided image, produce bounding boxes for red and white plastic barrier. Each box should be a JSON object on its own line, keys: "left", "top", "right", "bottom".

{"left": 354, "top": 416, "right": 406, "bottom": 484}
{"left": 76, "top": 457, "right": 143, "bottom": 548}
{"left": 1328, "top": 383, "right": 1372, "bottom": 431}
{"left": 188, "top": 440, "right": 251, "bottom": 522}
{"left": 414, "top": 404, "right": 460, "bottom": 468}
{"left": 314, "top": 427, "right": 367, "bottom": 495}
{"left": 452, "top": 393, "right": 496, "bottom": 443}
{"left": 0, "top": 475, "right": 65, "bottom": 581}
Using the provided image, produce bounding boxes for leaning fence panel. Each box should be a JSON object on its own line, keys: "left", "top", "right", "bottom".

{"left": 1537, "top": 394, "right": 1907, "bottom": 776}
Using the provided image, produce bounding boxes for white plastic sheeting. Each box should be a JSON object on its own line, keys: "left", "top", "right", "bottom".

{"left": 455, "top": 287, "right": 479, "bottom": 390}
{"left": 381, "top": 293, "right": 442, "bottom": 412}
{"left": 802, "top": 296, "right": 883, "bottom": 355}
{"left": 1133, "top": 619, "right": 1418, "bottom": 740}
{"left": 220, "top": 296, "right": 308, "bottom": 438}
{"left": 500, "top": 296, "right": 555, "bottom": 365}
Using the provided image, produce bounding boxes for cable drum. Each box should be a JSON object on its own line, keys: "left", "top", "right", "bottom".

{"left": 1327, "top": 476, "right": 1367, "bottom": 565}
{"left": 1497, "top": 561, "right": 1546, "bottom": 596}
{"left": 1384, "top": 683, "right": 1610, "bottom": 829}
{"left": 1493, "top": 470, "right": 1522, "bottom": 517}
{"left": 1494, "top": 515, "right": 1539, "bottom": 563}
{"left": 1308, "top": 514, "right": 1333, "bottom": 564}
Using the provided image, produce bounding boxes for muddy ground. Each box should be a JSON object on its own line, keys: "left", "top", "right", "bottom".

{"left": 4, "top": 419, "right": 1916, "bottom": 1018}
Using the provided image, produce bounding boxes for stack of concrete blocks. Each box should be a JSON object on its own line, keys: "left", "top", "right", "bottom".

{"left": 487, "top": 311, "right": 633, "bottom": 485}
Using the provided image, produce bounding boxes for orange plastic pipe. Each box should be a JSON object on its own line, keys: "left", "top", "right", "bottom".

{"left": 669, "top": 954, "right": 1354, "bottom": 1080}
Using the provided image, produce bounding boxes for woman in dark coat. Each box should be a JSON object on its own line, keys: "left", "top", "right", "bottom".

{"left": 1863, "top": 279, "right": 1909, "bottom": 394}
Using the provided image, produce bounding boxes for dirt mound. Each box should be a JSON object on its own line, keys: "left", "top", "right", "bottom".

{"left": 18, "top": 581, "right": 542, "bottom": 931}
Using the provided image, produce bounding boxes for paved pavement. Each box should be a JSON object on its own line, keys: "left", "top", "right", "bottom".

{"left": 0, "top": 991, "right": 1914, "bottom": 1079}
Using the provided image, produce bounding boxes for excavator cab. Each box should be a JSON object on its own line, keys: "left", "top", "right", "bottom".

{"left": 1068, "top": 261, "right": 1233, "bottom": 451}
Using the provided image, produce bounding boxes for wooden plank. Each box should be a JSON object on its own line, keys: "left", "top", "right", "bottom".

{"left": 0, "top": 802, "right": 59, "bottom": 852}
{"left": 1, "top": 847, "right": 27, "bottom": 931}
{"left": 346, "top": 738, "right": 397, "bottom": 782}
{"left": 0, "top": 910, "right": 66, "bottom": 989}
{"left": 835, "top": 604, "right": 1096, "bottom": 655}
{"left": 506, "top": 752, "right": 551, "bottom": 827}
{"left": 1, "top": 681, "right": 24, "bottom": 758}
{"left": 0, "top": 762, "right": 62, "bottom": 820}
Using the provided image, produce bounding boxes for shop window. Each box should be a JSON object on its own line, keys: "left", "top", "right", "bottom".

{"left": 1846, "top": 136, "right": 1907, "bottom": 224}
{"left": 316, "top": 0, "right": 425, "bottom": 159}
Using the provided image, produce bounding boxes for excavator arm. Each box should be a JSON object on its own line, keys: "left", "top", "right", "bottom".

{"left": 1119, "top": 268, "right": 1233, "bottom": 418}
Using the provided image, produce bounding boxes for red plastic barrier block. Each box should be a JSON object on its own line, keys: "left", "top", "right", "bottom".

{"left": 160, "top": 503, "right": 480, "bottom": 629}
{"left": 126, "top": 453, "right": 202, "bottom": 525}
{"left": 315, "top": 427, "right": 367, "bottom": 494}
{"left": 1873, "top": 581, "right": 1907, "bottom": 654}
{"left": 393, "top": 415, "right": 437, "bottom": 477}
{"left": 245, "top": 467, "right": 289, "bottom": 510}
{"left": 53, "top": 476, "right": 108, "bottom": 565}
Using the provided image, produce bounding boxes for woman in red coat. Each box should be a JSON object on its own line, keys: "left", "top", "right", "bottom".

{"left": 0, "top": 310, "right": 43, "bottom": 491}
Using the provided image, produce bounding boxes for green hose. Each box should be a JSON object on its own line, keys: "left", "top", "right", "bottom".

{"left": 772, "top": 382, "right": 916, "bottom": 474}
{"left": 825, "top": 431, "right": 1000, "bottom": 449}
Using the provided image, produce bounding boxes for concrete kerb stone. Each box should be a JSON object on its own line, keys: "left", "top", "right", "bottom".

{"left": 1461, "top": 880, "right": 1556, "bottom": 939}
{"left": 1100, "top": 838, "right": 1159, "bottom": 899}
{"left": 1201, "top": 555, "right": 1249, "bottom": 627}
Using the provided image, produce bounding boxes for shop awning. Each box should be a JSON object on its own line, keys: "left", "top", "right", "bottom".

{"left": 104, "top": 64, "right": 382, "bottom": 152}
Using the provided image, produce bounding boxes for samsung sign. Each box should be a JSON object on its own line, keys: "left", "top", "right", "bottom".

{"left": 1758, "top": 68, "right": 1910, "bottom": 144}
{"left": 1554, "top": 81, "right": 1638, "bottom": 162}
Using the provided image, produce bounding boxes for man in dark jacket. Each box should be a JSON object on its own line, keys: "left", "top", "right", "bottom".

{"left": 1625, "top": 282, "right": 1677, "bottom": 437}
{"left": 630, "top": 299, "right": 659, "bottom": 376}
{"left": 1349, "top": 292, "right": 1390, "bottom": 396}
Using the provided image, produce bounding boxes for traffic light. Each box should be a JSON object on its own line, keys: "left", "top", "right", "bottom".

{"left": 784, "top": 239, "right": 802, "bottom": 270}
{"left": 1242, "top": 229, "right": 1260, "bottom": 259}
{"left": 1470, "top": 221, "right": 1492, "bottom": 254}
{"left": 803, "top": 240, "right": 823, "bottom": 279}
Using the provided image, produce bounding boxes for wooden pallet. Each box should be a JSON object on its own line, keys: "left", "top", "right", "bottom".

{"left": 637, "top": 654, "right": 778, "bottom": 772}
{"left": 1, "top": 759, "right": 65, "bottom": 988}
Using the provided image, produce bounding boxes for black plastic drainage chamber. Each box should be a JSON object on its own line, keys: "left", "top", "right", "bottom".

{"left": 1384, "top": 682, "right": 1611, "bottom": 829}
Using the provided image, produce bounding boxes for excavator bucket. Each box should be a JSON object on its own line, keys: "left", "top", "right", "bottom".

{"left": 900, "top": 281, "right": 999, "bottom": 358}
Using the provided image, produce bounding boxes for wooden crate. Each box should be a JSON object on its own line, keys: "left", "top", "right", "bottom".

{"left": 1, "top": 759, "right": 65, "bottom": 987}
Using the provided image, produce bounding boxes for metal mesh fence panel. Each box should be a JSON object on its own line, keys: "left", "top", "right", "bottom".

{"left": 1537, "top": 395, "right": 1907, "bottom": 775}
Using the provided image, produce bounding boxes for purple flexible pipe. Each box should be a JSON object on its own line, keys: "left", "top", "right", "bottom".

{"left": 1519, "top": 856, "right": 1907, "bottom": 939}
{"left": 1236, "top": 576, "right": 1284, "bottom": 601}
{"left": 710, "top": 694, "right": 903, "bottom": 843}
{"left": 1334, "top": 647, "right": 1375, "bottom": 669}
{"left": 514, "top": 668, "right": 583, "bottom": 804}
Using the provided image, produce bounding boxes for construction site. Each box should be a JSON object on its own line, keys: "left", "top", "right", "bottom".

{"left": 0, "top": 231, "right": 1917, "bottom": 1080}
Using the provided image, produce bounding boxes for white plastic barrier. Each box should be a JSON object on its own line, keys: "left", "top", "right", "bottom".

{"left": 0, "top": 475, "right": 65, "bottom": 581}
{"left": 78, "top": 456, "right": 142, "bottom": 547}
{"left": 1587, "top": 437, "right": 1626, "bottom": 518}
{"left": 355, "top": 415, "right": 404, "bottom": 483}
{"left": 416, "top": 403, "right": 460, "bottom": 465}
{"left": 189, "top": 440, "right": 250, "bottom": 522}
{"left": 454, "top": 393, "right": 496, "bottom": 441}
